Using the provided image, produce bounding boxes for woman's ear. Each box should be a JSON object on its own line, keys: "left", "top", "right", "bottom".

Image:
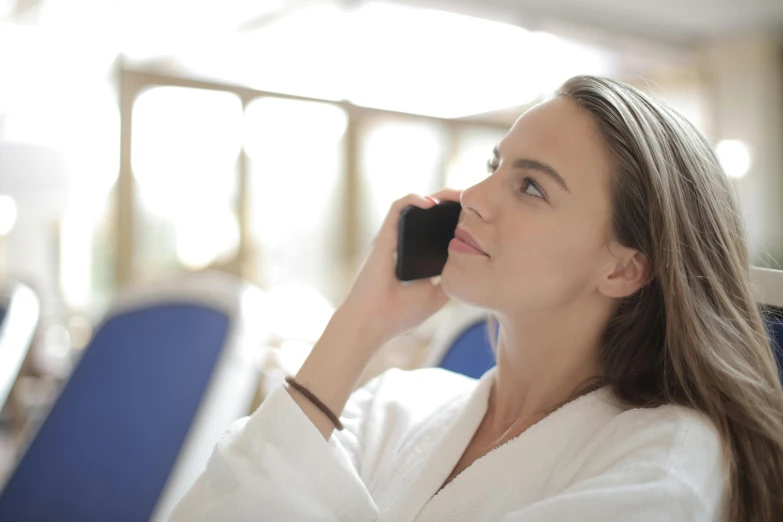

{"left": 599, "top": 248, "right": 649, "bottom": 299}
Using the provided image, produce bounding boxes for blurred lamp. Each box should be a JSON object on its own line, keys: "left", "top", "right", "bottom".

{"left": 716, "top": 139, "right": 752, "bottom": 179}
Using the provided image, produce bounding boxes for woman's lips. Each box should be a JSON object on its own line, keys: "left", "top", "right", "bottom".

{"left": 453, "top": 227, "right": 488, "bottom": 255}
{"left": 449, "top": 237, "right": 488, "bottom": 255}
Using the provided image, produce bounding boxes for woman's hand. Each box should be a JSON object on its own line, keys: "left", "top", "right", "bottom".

{"left": 337, "top": 188, "right": 463, "bottom": 351}
{"left": 292, "top": 188, "right": 462, "bottom": 440}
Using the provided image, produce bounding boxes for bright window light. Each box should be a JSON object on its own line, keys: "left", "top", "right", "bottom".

{"left": 132, "top": 86, "right": 243, "bottom": 215}
{"left": 344, "top": 3, "right": 545, "bottom": 117}
{"left": 0, "top": 195, "right": 17, "bottom": 236}
{"left": 0, "top": 23, "right": 120, "bottom": 202}
{"left": 244, "top": 97, "right": 346, "bottom": 302}
{"left": 245, "top": 97, "right": 347, "bottom": 249}
{"left": 175, "top": 206, "right": 240, "bottom": 270}
{"left": 116, "top": 0, "right": 286, "bottom": 58}
{"left": 361, "top": 120, "right": 444, "bottom": 241}
{"left": 132, "top": 86, "right": 243, "bottom": 274}
{"left": 716, "top": 139, "right": 752, "bottom": 179}
{"left": 0, "top": 0, "right": 13, "bottom": 18}
{"left": 220, "top": 1, "right": 612, "bottom": 118}
{"left": 244, "top": 97, "right": 347, "bottom": 160}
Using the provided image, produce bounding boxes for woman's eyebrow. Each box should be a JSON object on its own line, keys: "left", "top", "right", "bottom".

{"left": 492, "top": 145, "right": 571, "bottom": 193}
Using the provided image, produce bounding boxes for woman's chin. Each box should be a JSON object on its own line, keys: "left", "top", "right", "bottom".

{"left": 441, "top": 261, "right": 488, "bottom": 308}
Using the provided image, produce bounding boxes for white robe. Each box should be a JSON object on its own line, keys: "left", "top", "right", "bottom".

{"left": 169, "top": 365, "right": 726, "bottom": 521}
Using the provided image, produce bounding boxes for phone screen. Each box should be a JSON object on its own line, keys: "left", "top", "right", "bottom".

{"left": 395, "top": 201, "right": 462, "bottom": 281}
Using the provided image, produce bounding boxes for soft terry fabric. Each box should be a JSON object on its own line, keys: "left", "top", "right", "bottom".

{"left": 169, "top": 365, "right": 726, "bottom": 521}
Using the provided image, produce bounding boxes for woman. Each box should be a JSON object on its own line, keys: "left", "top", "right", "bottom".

{"left": 170, "top": 76, "right": 783, "bottom": 521}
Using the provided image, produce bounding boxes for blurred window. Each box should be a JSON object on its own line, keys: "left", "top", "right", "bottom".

{"left": 131, "top": 86, "right": 243, "bottom": 278}
{"left": 244, "top": 97, "right": 347, "bottom": 305}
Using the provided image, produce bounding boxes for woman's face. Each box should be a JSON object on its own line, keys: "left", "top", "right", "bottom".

{"left": 441, "top": 96, "right": 616, "bottom": 315}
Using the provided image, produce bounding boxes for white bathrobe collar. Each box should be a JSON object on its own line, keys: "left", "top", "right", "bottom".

{"left": 374, "top": 365, "right": 617, "bottom": 522}
{"left": 371, "top": 366, "right": 493, "bottom": 522}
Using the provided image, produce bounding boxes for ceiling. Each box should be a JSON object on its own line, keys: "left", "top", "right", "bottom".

{"left": 1, "top": 0, "right": 780, "bottom": 123}
{"left": 398, "top": 0, "right": 783, "bottom": 45}
{"left": 5, "top": 0, "right": 783, "bottom": 46}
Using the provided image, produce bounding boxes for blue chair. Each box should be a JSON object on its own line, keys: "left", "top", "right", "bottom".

{"left": 0, "top": 270, "right": 270, "bottom": 522}
{"left": 420, "top": 304, "right": 497, "bottom": 379}
{"left": 0, "top": 280, "right": 39, "bottom": 414}
{"left": 751, "top": 267, "right": 783, "bottom": 381}
{"left": 766, "top": 314, "right": 783, "bottom": 381}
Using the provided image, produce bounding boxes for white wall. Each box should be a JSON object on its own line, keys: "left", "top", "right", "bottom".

{"left": 701, "top": 31, "right": 783, "bottom": 267}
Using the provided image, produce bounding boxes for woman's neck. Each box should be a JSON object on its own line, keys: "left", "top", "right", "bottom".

{"left": 483, "top": 312, "right": 605, "bottom": 434}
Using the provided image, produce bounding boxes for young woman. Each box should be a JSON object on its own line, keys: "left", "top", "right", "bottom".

{"left": 170, "top": 76, "right": 783, "bottom": 522}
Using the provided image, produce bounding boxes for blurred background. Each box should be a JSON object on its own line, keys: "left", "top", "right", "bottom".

{"left": 0, "top": 0, "right": 782, "bottom": 517}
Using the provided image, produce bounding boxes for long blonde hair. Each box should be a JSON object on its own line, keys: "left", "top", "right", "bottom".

{"left": 486, "top": 75, "right": 783, "bottom": 521}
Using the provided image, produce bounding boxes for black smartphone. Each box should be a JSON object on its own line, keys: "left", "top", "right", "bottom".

{"left": 395, "top": 200, "right": 462, "bottom": 281}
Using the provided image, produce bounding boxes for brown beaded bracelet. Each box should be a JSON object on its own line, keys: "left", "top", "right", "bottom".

{"left": 285, "top": 376, "right": 344, "bottom": 431}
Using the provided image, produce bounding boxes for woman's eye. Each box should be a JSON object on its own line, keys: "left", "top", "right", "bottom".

{"left": 522, "top": 178, "right": 546, "bottom": 199}
{"left": 486, "top": 160, "right": 545, "bottom": 200}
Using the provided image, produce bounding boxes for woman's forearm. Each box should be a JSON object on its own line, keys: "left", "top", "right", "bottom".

{"left": 289, "top": 305, "right": 384, "bottom": 440}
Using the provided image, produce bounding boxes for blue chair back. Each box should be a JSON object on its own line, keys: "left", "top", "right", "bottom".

{"left": 0, "top": 298, "right": 7, "bottom": 328}
{"left": 0, "top": 303, "right": 230, "bottom": 522}
{"left": 438, "top": 319, "right": 497, "bottom": 379}
{"left": 762, "top": 308, "right": 783, "bottom": 382}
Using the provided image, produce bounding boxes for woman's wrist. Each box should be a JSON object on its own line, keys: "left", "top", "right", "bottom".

{"left": 291, "top": 307, "right": 383, "bottom": 439}
{"left": 299, "top": 308, "right": 381, "bottom": 384}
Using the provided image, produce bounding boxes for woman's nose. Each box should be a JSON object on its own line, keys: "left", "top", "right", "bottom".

{"left": 460, "top": 181, "right": 489, "bottom": 221}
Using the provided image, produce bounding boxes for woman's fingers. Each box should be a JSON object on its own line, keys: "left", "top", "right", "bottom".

{"left": 373, "top": 193, "right": 438, "bottom": 251}
{"left": 343, "top": 189, "right": 462, "bottom": 343}
{"left": 429, "top": 188, "right": 463, "bottom": 204}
